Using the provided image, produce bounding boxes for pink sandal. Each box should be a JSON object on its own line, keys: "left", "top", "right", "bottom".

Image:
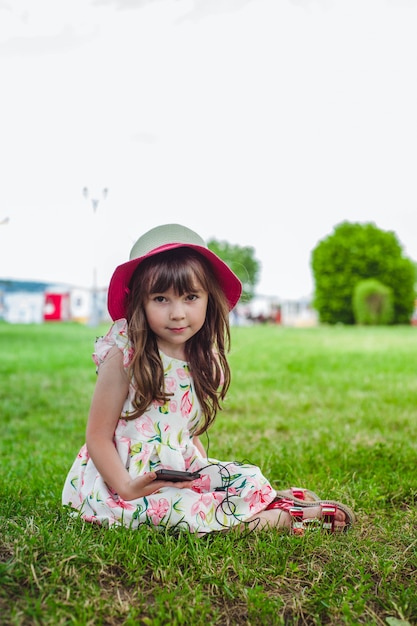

{"left": 265, "top": 496, "right": 356, "bottom": 534}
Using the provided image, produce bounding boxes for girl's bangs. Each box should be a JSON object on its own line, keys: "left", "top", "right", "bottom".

{"left": 146, "top": 255, "right": 208, "bottom": 295}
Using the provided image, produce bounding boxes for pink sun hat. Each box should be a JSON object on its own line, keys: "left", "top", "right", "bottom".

{"left": 107, "top": 223, "right": 242, "bottom": 320}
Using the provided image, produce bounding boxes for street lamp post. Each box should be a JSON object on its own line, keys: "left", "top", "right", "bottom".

{"left": 82, "top": 188, "right": 108, "bottom": 326}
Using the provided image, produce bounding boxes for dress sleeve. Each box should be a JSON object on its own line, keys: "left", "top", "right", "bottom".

{"left": 92, "top": 318, "right": 133, "bottom": 369}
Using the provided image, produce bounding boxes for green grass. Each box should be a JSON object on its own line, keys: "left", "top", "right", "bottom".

{"left": 1, "top": 321, "right": 417, "bottom": 625}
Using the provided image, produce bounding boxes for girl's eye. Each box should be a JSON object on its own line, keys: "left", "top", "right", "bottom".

{"left": 186, "top": 294, "right": 198, "bottom": 301}
{"left": 154, "top": 296, "right": 166, "bottom": 303}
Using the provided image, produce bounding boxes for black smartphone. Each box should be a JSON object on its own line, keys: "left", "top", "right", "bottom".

{"left": 155, "top": 469, "right": 201, "bottom": 482}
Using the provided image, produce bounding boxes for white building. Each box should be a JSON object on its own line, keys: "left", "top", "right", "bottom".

{"left": 238, "top": 294, "right": 318, "bottom": 327}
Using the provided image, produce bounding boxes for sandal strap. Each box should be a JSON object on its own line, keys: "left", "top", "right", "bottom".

{"left": 297, "top": 504, "right": 337, "bottom": 535}
{"left": 289, "top": 506, "right": 304, "bottom": 535}
{"left": 265, "top": 497, "right": 294, "bottom": 512}
{"left": 291, "top": 487, "right": 321, "bottom": 501}
{"left": 321, "top": 504, "right": 337, "bottom": 532}
{"left": 265, "top": 497, "right": 340, "bottom": 534}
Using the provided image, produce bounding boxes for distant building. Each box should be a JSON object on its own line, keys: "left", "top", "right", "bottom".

{"left": 0, "top": 279, "right": 50, "bottom": 324}
{"left": 0, "top": 279, "right": 110, "bottom": 324}
{"left": 238, "top": 294, "right": 318, "bottom": 327}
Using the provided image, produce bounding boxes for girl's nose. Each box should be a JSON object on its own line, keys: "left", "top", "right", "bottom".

{"left": 169, "top": 301, "right": 186, "bottom": 320}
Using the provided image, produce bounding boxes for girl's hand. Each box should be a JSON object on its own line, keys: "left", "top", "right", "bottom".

{"left": 118, "top": 472, "right": 196, "bottom": 501}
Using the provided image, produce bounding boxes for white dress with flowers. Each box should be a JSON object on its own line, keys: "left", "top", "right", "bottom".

{"left": 62, "top": 319, "right": 276, "bottom": 534}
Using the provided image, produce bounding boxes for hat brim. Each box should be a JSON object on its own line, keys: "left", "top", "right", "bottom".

{"left": 107, "top": 242, "right": 242, "bottom": 320}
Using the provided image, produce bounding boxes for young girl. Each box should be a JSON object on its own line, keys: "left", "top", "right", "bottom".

{"left": 62, "top": 223, "right": 355, "bottom": 535}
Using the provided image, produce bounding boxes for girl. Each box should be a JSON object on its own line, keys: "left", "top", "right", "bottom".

{"left": 62, "top": 223, "right": 355, "bottom": 535}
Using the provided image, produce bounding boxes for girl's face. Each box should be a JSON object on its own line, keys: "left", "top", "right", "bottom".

{"left": 144, "top": 280, "right": 208, "bottom": 359}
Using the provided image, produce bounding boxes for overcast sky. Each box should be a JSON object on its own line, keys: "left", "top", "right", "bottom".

{"left": 1, "top": 0, "right": 416, "bottom": 299}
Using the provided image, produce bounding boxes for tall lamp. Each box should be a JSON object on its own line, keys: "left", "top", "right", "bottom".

{"left": 82, "top": 188, "right": 108, "bottom": 326}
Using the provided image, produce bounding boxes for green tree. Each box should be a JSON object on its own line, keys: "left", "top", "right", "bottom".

{"left": 311, "top": 221, "right": 415, "bottom": 325}
{"left": 208, "top": 239, "right": 260, "bottom": 302}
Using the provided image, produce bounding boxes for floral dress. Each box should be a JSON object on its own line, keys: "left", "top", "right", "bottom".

{"left": 62, "top": 319, "right": 276, "bottom": 534}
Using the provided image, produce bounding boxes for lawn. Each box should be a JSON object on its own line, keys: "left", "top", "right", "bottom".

{"left": 1, "top": 321, "right": 416, "bottom": 625}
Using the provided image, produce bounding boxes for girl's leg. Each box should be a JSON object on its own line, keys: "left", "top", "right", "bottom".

{"left": 244, "top": 507, "right": 292, "bottom": 531}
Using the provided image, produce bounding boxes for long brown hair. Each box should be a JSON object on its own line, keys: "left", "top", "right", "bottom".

{"left": 125, "top": 248, "right": 232, "bottom": 435}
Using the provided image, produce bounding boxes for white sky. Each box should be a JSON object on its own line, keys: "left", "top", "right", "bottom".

{"left": 0, "top": 0, "right": 416, "bottom": 299}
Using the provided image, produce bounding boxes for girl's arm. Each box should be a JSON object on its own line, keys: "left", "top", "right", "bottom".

{"left": 86, "top": 346, "right": 191, "bottom": 500}
{"left": 192, "top": 435, "right": 207, "bottom": 458}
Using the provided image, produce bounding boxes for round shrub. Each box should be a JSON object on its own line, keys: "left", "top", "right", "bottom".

{"left": 352, "top": 279, "right": 394, "bottom": 325}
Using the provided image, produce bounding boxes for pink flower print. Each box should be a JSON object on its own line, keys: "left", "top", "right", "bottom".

{"left": 212, "top": 490, "right": 226, "bottom": 504}
{"left": 180, "top": 390, "right": 193, "bottom": 418}
{"left": 191, "top": 474, "right": 211, "bottom": 493}
{"left": 157, "top": 398, "right": 177, "bottom": 416}
{"left": 116, "top": 436, "right": 131, "bottom": 454}
{"left": 106, "top": 496, "right": 136, "bottom": 511}
{"left": 165, "top": 376, "right": 177, "bottom": 393}
{"left": 191, "top": 493, "right": 213, "bottom": 520}
{"left": 136, "top": 443, "right": 152, "bottom": 462}
{"left": 123, "top": 346, "right": 134, "bottom": 367}
{"left": 135, "top": 415, "right": 156, "bottom": 438}
{"left": 168, "top": 399, "right": 178, "bottom": 413}
{"left": 147, "top": 497, "right": 170, "bottom": 524}
{"left": 176, "top": 366, "right": 190, "bottom": 381}
{"left": 243, "top": 482, "right": 274, "bottom": 510}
